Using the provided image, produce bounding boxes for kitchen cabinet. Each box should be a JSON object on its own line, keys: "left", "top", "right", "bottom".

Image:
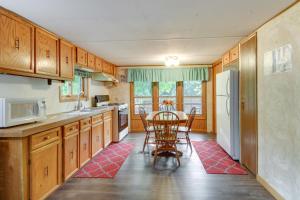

{"left": 76, "top": 47, "right": 87, "bottom": 66}
{"left": 79, "top": 118, "right": 91, "bottom": 166}
{"left": 91, "top": 114, "right": 104, "bottom": 156}
{"left": 30, "top": 127, "right": 62, "bottom": 200}
{"left": 0, "top": 9, "right": 34, "bottom": 73}
{"left": 230, "top": 46, "right": 239, "bottom": 62}
{"left": 95, "top": 57, "right": 103, "bottom": 72}
{"left": 222, "top": 52, "right": 230, "bottom": 66}
{"left": 102, "top": 61, "right": 111, "bottom": 74}
{"left": 103, "top": 111, "right": 113, "bottom": 147}
{"left": 87, "top": 53, "right": 95, "bottom": 70}
{"left": 35, "top": 28, "right": 59, "bottom": 77}
{"left": 62, "top": 122, "right": 79, "bottom": 180}
{"left": 59, "top": 39, "right": 74, "bottom": 80}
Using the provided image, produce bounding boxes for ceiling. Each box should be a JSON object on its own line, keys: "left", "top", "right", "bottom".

{"left": 0, "top": 0, "right": 295, "bottom": 66}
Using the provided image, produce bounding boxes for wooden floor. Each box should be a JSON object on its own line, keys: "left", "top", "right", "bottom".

{"left": 48, "top": 133, "right": 274, "bottom": 200}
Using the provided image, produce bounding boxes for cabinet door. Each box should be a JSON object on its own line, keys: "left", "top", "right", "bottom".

{"left": 103, "top": 117, "right": 112, "bottom": 147}
{"left": 79, "top": 128, "right": 91, "bottom": 166}
{"left": 95, "top": 57, "right": 102, "bottom": 72}
{"left": 60, "top": 39, "right": 74, "bottom": 80}
{"left": 76, "top": 47, "right": 87, "bottom": 66}
{"left": 63, "top": 133, "right": 79, "bottom": 180}
{"left": 102, "top": 61, "right": 110, "bottom": 74}
{"left": 230, "top": 46, "right": 239, "bottom": 62}
{"left": 222, "top": 52, "right": 230, "bottom": 66}
{"left": 92, "top": 122, "right": 103, "bottom": 156}
{"left": 30, "top": 140, "right": 61, "bottom": 200}
{"left": 35, "top": 28, "right": 59, "bottom": 76}
{"left": 87, "top": 53, "right": 95, "bottom": 70}
{"left": 0, "top": 11, "right": 34, "bottom": 72}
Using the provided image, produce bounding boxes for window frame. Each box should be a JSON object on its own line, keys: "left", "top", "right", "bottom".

{"left": 59, "top": 75, "right": 89, "bottom": 102}
{"left": 158, "top": 81, "right": 177, "bottom": 110}
{"left": 133, "top": 81, "right": 153, "bottom": 115}
{"left": 182, "top": 80, "right": 203, "bottom": 115}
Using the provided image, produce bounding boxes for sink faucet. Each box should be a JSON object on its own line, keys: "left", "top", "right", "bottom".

{"left": 76, "top": 91, "right": 85, "bottom": 111}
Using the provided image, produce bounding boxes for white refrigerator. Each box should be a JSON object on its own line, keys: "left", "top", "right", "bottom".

{"left": 216, "top": 70, "right": 240, "bottom": 160}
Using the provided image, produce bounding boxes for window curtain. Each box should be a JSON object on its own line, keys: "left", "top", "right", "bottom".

{"left": 127, "top": 66, "right": 210, "bottom": 82}
{"left": 75, "top": 69, "right": 92, "bottom": 78}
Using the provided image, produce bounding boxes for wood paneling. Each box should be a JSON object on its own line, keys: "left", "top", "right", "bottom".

{"left": 87, "top": 53, "right": 95, "bottom": 70}
{"left": 0, "top": 9, "right": 34, "bottom": 73}
{"left": 59, "top": 39, "right": 74, "bottom": 80}
{"left": 212, "top": 60, "right": 223, "bottom": 134}
{"left": 30, "top": 128, "right": 62, "bottom": 200}
{"left": 35, "top": 28, "right": 59, "bottom": 76}
{"left": 240, "top": 34, "right": 257, "bottom": 175}
{"left": 76, "top": 47, "right": 87, "bottom": 66}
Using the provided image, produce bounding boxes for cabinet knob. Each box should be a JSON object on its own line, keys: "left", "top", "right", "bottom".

{"left": 66, "top": 56, "right": 69, "bottom": 64}
{"left": 15, "top": 38, "right": 20, "bottom": 50}
{"left": 44, "top": 166, "right": 48, "bottom": 177}
{"left": 43, "top": 136, "right": 50, "bottom": 141}
{"left": 83, "top": 143, "right": 87, "bottom": 150}
{"left": 70, "top": 151, "right": 74, "bottom": 159}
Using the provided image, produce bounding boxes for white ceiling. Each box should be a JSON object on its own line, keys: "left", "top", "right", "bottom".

{"left": 0, "top": 0, "right": 295, "bottom": 66}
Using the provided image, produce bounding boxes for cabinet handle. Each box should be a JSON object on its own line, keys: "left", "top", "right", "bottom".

{"left": 46, "top": 50, "right": 50, "bottom": 58}
{"left": 70, "top": 151, "right": 74, "bottom": 159}
{"left": 66, "top": 56, "right": 69, "bottom": 64}
{"left": 43, "top": 136, "right": 50, "bottom": 141}
{"left": 15, "top": 38, "right": 20, "bottom": 50}
{"left": 83, "top": 143, "right": 87, "bottom": 150}
{"left": 44, "top": 166, "right": 48, "bottom": 177}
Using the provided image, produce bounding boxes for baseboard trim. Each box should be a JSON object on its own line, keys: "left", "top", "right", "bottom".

{"left": 257, "top": 175, "right": 284, "bottom": 200}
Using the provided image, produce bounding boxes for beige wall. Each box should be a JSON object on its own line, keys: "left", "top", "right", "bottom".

{"left": 257, "top": 2, "right": 300, "bottom": 199}
{"left": 0, "top": 74, "right": 109, "bottom": 115}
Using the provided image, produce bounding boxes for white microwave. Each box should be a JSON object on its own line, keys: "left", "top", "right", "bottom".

{"left": 0, "top": 98, "right": 47, "bottom": 128}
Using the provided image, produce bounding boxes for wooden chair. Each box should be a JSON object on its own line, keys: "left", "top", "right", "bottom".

{"left": 152, "top": 111, "right": 181, "bottom": 166}
{"left": 138, "top": 107, "right": 155, "bottom": 152}
{"left": 178, "top": 107, "right": 196, "bottom": 152}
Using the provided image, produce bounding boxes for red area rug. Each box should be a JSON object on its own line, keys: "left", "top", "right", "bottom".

{"left": 74, "top": 142, "right": 134, "bottom": 178}
{"left": 192, "top": 140, "right": 247, "bottom": 175}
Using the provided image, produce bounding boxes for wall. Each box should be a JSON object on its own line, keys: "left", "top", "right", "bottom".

{"left": 257, "top": 2, "right": 300, "bottom": 199}
{"left": 0, "top": 74, "right": 109, "bottom": 115}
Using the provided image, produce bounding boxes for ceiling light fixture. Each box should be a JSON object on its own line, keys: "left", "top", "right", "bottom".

{"left": 165, "top": 56, "right": 180, "bottom": 67}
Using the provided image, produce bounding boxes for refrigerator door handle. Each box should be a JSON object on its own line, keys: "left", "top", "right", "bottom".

{"left": 226, "top": 78, "right": 230, "bottom": 96}
{"left": 226, "top": 97, "right": 230, "bottom": 117}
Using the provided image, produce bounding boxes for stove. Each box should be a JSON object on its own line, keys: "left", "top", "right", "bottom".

{"left": 95, "top": 95, "right": 128, "bottom": 142}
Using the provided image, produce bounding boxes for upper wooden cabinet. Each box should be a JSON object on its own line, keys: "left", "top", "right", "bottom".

{"left": 0, "top": 9, "right": 34, "bottom": 73}
{"left": 59, "top": 39, "right": 74, "bottom": 80}
{"left": 95, "top": 57, "right": 103, "bottom": 72}
{"left": 222, "top": 45, "right": 239, "bottom": 66}
{"left": 102, "top": 61, "right": 114, "bottom": 75}
{"left": 222, "top": 52, "right": 230, "bottom": 66}
{"left": 35, "top": 28, "right": 59, "bottom": 76}
{"left": 76, "top": 47, "right": 87, "bottom": 66}
{"left": 87, "top": 53, "right": 95, "bottom": 70}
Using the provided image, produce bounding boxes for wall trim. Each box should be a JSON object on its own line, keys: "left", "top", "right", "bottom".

{"left": 257, "top": 175, "right": 284, "bottom": 200}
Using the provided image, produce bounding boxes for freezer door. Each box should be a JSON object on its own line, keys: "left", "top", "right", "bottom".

{"left": 216, "top": 73, "right": 225, "bottom": 96}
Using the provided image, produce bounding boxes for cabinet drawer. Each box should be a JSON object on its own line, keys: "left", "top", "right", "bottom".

{"left": 80, "top": 118, "right": 91, "bottom": 130}
{"left": 63, "top": 122, "right": 79, "bottom": 137}
{"left": 103, "top": 111, "right": 112, "bottom": 119}
{"left": 31, "top": 127, "right": 61, "bottom": 150}
{"left": 230, "top": 46, "right": 239, "bottom": 62}
{"left": 92, "top": 114, "right": 103, "bottom": 125}
{"left": 222, "top": 52, "right": 230, "bottom": 66}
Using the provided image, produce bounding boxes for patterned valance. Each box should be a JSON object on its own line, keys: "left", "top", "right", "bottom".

{"left": 127, "top": 66, "right": 210, "bottom": 82}
{"left": 75, "top": 69, "right": 92, "bottom": 78}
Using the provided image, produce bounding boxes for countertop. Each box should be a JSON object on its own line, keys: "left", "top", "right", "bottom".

{"left": 0, "top": 107, "right": 114, "bottom": 138}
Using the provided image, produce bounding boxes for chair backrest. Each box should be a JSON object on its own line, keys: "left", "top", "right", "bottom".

{"left": 159, "top": 104, "right": 175, "bottom": 111}
{"left": 152, "top": 111, "right": 180, "bottom": 141}
{"left": 138, "top": 107, "right": 148, "bottom": 132}
{"left": 185, "top": 107, "right": 196, "bottom": 131}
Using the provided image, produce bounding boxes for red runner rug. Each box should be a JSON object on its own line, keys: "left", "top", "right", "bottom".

{"left": 192, "top": 140, "right": 247, "bottom": 175}
{"left": 74, "top": 142, "right": 134, "bottom": 178}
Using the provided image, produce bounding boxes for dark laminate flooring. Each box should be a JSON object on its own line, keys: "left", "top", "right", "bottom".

{"left": 48, "top": 133, "right": 274, "bottom": 200}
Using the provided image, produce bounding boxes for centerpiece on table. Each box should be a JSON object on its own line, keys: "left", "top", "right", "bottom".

{"left": 162, "top": 99, "right": 175, "bottom": 111}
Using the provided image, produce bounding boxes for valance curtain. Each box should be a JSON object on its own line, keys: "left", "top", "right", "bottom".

{"left": 127, "top": 66, "right": 210, "bottom": 82}
{"left": 75, "top": 69, "right": 92, "bottom": 78}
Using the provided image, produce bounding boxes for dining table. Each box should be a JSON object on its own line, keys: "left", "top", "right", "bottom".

{"left": 146, "top": 111, "right": 189, "bottom": 157}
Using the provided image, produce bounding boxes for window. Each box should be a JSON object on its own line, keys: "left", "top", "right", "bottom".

{"left": 183, "top": 81, "right": 202, "bottom": 114}
{"left": 60, "top": 75, "right": 88, "bottom": 101}
{"left": 159, "top": 81, "right": 176, "bottom": 108}
{"left": 133, "top": 82, "right": 152, "bottom": 114}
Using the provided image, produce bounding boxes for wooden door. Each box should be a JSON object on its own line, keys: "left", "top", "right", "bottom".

{"left": 76, "top": 47, "right": 87, "bottom": 66}
{"left": 30, "top": 141, "right": 61, "bottom": 200}
{"left": 35, "top": 28, "right": 59, "bottom": 76}
{"left": 87, "top": 53, "right": 95, "bottom": 70}
{"left": 60, "top": 39, "right": 74, "bottom": 80}
{"left": 0, "top": 11, "right": 34, "bottom": 72}
{"left": 240, "top": 34, "right": 257, "bottom": 175}
{"left": 79, "top": 128, "right": 91, "bottom": 166}
{"left": 92, "top": 122, "right": 103, "bottom": 156}
{"left": 63, "top": 133, "right": 79, "bottom": 180}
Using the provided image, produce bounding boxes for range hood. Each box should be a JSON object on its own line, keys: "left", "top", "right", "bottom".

{"left": 92, "top": 72, "right": 119, "bottom": 83}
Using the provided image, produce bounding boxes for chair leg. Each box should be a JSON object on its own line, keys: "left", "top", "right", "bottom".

{"left": 142, "top": 132, "right": 149, "bottom": 152}
{"left": 185, "top": 132, "right": 193, "bottom": 152}
{"left": 174, "top": 144, "right": 180, "bottom": 166}
{"left": 153, "top": 144, "right": 158, "bottom": 166}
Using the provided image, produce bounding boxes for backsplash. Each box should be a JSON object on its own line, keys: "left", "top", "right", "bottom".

{"left": 0, "top": 74, "right": 109, "bottom": 115}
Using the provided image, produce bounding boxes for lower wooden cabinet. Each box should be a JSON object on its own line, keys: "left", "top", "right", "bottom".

{"left": 91, "top": 115, "right": 104, "bottom": 156}
{"left": 79, "top": 123, "right": 91, "bottom": 166}
{"left": 62, "top": 122, "right": 79, "bottom": 180}
{"left": 30, "top": 127, "right": 62, "bottom": 200}
{"left": 103, "top": 111, "right": 113, "bottom": 147}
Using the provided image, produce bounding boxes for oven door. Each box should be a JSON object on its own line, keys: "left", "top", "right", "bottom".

{"left": 118, "top": 108, "right": 128, "bottom": 132}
